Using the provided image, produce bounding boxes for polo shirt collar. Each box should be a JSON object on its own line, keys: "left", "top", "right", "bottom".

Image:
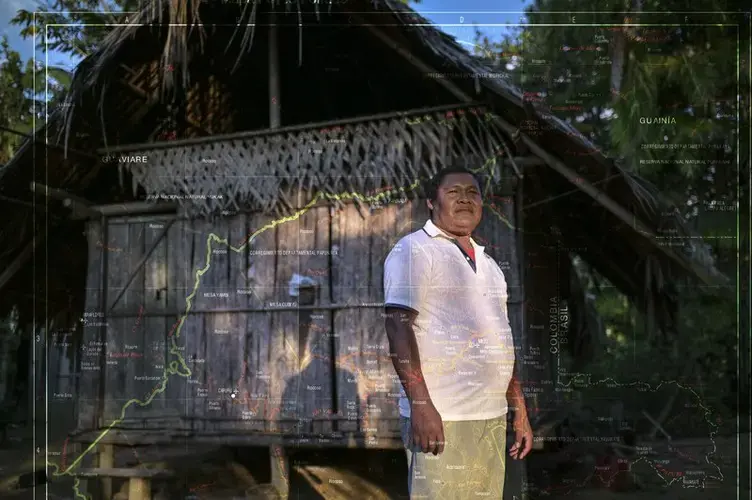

{"left": 422, "top": 219, "right": 485, "bottom": 254}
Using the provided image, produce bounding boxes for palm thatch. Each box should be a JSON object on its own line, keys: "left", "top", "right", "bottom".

{"left": 0, "top": 0, "right": 727, "bottom": 343}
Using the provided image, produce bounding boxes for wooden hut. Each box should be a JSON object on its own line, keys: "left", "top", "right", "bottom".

{"left": 0, "top": 0, "right": 728, "bottom": 498}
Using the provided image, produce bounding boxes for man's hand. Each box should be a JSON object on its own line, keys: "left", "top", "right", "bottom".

{"left": 509, "top": 413, "right": 533, "bottom": 460}
{"left": 410, "top": 399, "right": 445, "bottom": 455}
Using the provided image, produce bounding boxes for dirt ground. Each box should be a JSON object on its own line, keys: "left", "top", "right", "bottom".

{"left": 0, "top": 432, "right": 748, "bottom": 499}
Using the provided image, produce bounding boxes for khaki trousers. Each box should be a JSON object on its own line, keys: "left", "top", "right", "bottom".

{"left": 400, "top": 414, "right": 507, "bottom": 499}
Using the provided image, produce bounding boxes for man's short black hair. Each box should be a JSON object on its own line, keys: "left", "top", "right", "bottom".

{"left": 425, "top": 164, "right": 483, "bottom": 203}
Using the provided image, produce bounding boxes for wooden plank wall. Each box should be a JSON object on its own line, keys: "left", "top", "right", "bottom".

{"left": 270, "top": 213, "right": 302, "bottom": 434}
{"left": 332, "top": 202, "right": 414, "bottom": 440}
{"left": 197, "top": 213, "right": 255, "bottom": 432}
{"left": 223, "top": 212, "right": 250, "bottom": 429}
{"left": 79, "top": 192, "right": 521, "bottom": 445}
{"left": 140, "top": 218, "right": 171, "bottom": 427}
{"left": 184, "top": 217, "right": 213, "bottom": 431}
{"left": 165, "top": 217, "right": 193, "bottom": 429}
{"left": 78, "top": 221, "right": 104, "bottom": 430}
{"left": 104, "top": 220, "right": 145, "bottom": 426}
{"left": 298, "top": 206, "right": 333, "bottom": 435}
{"left": 273, "top": 206, "right": 333, "bottom": 435}
{"left": 243, "top": 213, "right": 275, "bottom": 431}
{"left": 331, "top": 203, "right": 366, "bottom": 434}
{"left": 83, "top": 210, "right": 331, "bottom": 434}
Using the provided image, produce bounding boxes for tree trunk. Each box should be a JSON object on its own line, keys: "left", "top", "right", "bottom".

{"left": 611, "top": 0, "right": 643, "bottom": 104}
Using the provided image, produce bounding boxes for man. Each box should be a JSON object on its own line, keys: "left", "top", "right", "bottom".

{"left": 383, "top": 165, "right": 533, "bottom": 499}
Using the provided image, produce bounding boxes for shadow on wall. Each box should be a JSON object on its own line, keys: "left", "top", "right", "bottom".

{"left": 279, "top": 355, "right": 361, "bottom": 442}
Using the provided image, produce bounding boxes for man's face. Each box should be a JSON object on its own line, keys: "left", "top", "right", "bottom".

{"left": 430, "top": 173, "right": 483, "bottom": 236}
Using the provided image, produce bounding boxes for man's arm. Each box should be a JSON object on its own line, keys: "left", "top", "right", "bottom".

{"left": 506, "top": 359, "right": 527, "bottom": 418}
{"left": 384, "top": 306, "right": 445, "bottom": 455}
{"left": 382, "top": 239, "right": 444, "bottom": 454}
{"left": 507, "top": 357, "right": 533, "bottom": 460}
{"left": 382, "top": 239, "right": 433, "bottom": 405}
{"left": 384, "top": 307, "right": 432, "bottom": 404}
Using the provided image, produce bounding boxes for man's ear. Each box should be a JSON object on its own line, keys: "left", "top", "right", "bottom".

{"left": 426, "top": 199, "right": 434, "bottom": 210}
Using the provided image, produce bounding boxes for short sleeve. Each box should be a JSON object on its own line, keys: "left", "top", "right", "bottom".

{"left": 383, "top": 237, "right": 431, "bottom": 313}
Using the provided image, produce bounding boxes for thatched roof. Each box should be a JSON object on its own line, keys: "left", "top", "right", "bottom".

{"left": 0, "top": 0, "right": 727, "bottom": 334}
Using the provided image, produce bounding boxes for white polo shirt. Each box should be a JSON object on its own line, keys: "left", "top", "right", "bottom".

{"left": 383, "top": 219, "right": 516, "bottom": 421}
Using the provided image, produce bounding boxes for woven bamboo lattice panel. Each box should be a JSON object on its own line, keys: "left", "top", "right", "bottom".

{"left": 119, "top": 106, "right": 510, "bottom": 217}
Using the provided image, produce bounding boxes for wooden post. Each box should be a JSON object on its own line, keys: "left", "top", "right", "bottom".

{"left": 128, "top": 477, "right": 151, "bottom": 500}
{"left": 98, "top": 215, "right": 109, "bottom": 429}
{"left": 71, "top": 201, "right": 179, "bottom": 220}
{"left": 29, "top": 181, "right": 100, "bottom": 217}
{"left": 69, "top": 468, "right": 171, "bottom": 500}
{"left": 268, "top": 11, "right": 281, "bottom": 129}
{"left": 0, "top": 239, "right": 39, "bottom": 293}
{"left": 270, "top": 445, "right": 289, "bottom": 499}
{"left": 361, "top": 21, "right": 472, "bottom": 104}
{"left": 99, "top": 444, "right": 114, "bottom": 499}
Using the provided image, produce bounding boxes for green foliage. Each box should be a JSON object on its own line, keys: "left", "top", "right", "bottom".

{"left": 472, "top": 0, "right": 745, "bottom": 420}
{"left": 11, "top": 0, "right": 142, "bottom": 58}
{"left": 0, "top": 36, "right": 29, "bottom": 164}
{"left": 585, "top": 279, "right": 739, "bottom": 432}
{"left": 0, "top": 0, "right": 101, "bottom": 165}
{"left": 474, "top": 1, "right": 746, "bottom": 214}
{"left": 0, "top": 35, "right": 73, "bottom": 165}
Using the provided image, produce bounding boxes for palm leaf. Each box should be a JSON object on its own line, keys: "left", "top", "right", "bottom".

{"left": 45, "top": 67, "right": 73, "bottom": 89}
{"left": 25, "top": 66, "right": 73, "bottom": 91}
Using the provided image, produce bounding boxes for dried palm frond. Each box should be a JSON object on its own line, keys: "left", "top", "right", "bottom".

{"left": 620, "top": 168, "right": 659, "bottom": 217}
{"left": 228, "top": 0, "right": 259, "bottom": 74}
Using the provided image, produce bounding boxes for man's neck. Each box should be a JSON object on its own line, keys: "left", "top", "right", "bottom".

{"left": 432, "top": 218, "right": 473, "bottom": 246}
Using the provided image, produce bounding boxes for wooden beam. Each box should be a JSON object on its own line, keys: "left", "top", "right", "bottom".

{"left": 119, "top": 63, "right": 140, "bottom": 78}
{"left": 70, "top": 468, "right": 173, "bottom": 479}
{"left": 504, "top": 156, "right": 545, "bottom": 168}
{"left": 0, "top": 239, "right": 39, "bottom": 292}
{"left": 29, "top": 181, "right": 101, "bottom": 217}
{"left": 30, "top": 181, "right": 93, "bottom": 205}
{"left": 69, "top": 429, "right": 404, "bottom": 449}
{"left": 489, "top": 114, "right": 726, "bottom": 287}
{"left": 98, "top": 444, "right": 114, "bottom": 499}
{"left": 72, "top": 201, "right": 179, "bottom": 219}
{"left": 0, "top": 124, "right": 99, "bottom": 161}
{"left": 0, "top": 193, "right": 35, "bottom": 209}
{"left": 268, "top": 11, "right": 281, "bottom": 129}
{"left": 641, "top": 409, "right": 672, "bottom": 441}
{"left": 107, "top": 302, "right": 390, "bottom": 318}
{"left": 359, "top": 21, "right": 473, "bottom": 104}
{"left": 32, "top": 190, "right": 177, "bottom": 220}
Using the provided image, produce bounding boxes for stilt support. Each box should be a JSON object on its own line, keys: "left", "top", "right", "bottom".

{"left": 270, "top": 445, "right": 289, "bottom": 499}
{"left": 128, "top": 477, "right": 151, "bottom": 500}
{"left": 99, "top": 443, "right": 114, "bottom": 499}
{"left": 68, "top": 468, "right": 171, "bottom": 500}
